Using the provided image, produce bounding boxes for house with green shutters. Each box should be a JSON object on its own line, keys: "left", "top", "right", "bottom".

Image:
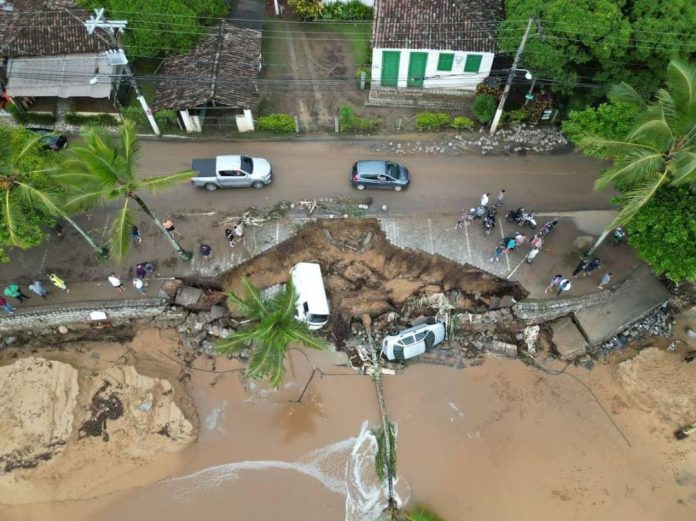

{"left": 370, "top": 0, "right": 501, "bottom": 92}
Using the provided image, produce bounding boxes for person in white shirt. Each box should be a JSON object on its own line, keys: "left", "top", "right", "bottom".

{"left": 480, "top": 192, "right": 490, "bottom": 207}
{"left": 108, "top": 273, "right": 125, "bottom": 292}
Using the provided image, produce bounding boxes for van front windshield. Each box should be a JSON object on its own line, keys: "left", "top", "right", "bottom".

{"left": 307, "top": 313, "right": 328, "bottom": 324}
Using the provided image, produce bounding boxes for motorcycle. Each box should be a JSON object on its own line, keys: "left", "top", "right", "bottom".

{"left": 519, "top": 211, "right": 537, "bottom": 229}
{"left": 482, "top": 207, "right": 497, "bottom": 237}
{"left": 506, "top": 207, "right": 524, "bottom": 224}
{"left": 506, "top": 207, "right": 536, "bottom": 229}
{"left": 538, "top": 218, "right": 559, "bottom": 237}
{"left": 612, "top": 226, "right": 627, "bottom": 246}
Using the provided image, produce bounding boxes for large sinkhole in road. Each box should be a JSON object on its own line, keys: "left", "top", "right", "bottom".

{"left": 220, "top": 219, "right": 528, "bottom": 352}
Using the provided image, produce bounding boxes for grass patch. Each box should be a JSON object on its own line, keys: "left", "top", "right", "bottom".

{"left": 306, "top": 21, "right": 372, "bottom": 67}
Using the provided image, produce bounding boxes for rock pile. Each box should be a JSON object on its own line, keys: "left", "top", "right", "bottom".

{"left": 369, "top": 125, "right": 569, "bottom": 156}
{"left": 597, "top": 305, "right": 673, "bottom": 355}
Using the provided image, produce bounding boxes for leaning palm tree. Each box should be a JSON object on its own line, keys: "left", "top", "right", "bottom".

{"left": 214, "top": 278, "right": 328, "bottom": 388}
{"left": 581, "top": 58, "right": 696, "bottom": 253}
{"left": 54, "top": 119, "right": 194, "bottom": 261}
{"left": 0, "top": 127, "right": 106, "bottom": 258}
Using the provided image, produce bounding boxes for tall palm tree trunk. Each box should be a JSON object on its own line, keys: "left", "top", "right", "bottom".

{"left": 129, "top": 194, "right": 192, "bottom": 261}
{"left": 366, "top": 327, "right": 398, "bottom": 518}
{"left": 62, "top": 214, "right": 108, "bottom": 259}
{"left": 588, "top": 227, "right": 612, "bottom": 256}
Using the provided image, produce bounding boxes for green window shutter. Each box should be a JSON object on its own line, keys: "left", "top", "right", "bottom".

{"left": 437, "top": 53, "right": 454, "bottom": 72}
{"left": 464, "top": 54, "right": 483, "bottom": 73}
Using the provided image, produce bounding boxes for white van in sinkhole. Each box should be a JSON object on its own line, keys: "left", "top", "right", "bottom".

{"left": 290, "top": 262, "right": 330, "bottom": 330}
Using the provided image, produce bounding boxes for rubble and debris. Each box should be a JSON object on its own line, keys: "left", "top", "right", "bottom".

{"left": 597, "top": 305, "right": 673, "bottom": 355}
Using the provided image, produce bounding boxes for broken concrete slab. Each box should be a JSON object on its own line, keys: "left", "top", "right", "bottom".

{"left": 159, "top": 279, "right": 183, "bottom": 301}
{"left": 488, "top": 340, "right": 518, "bottom": 358}
{"left": 174, "top": 286, "right": 203, "bottom": 309}
{"left": 574, "top": 265, "right": 671, "bottom": 346}
{"left": 550, "top": 317, "right": 588, "bottom": 360}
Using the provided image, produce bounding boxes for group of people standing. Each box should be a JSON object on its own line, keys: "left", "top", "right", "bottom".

{"left": 456, "top": 189, "right": 506, "bottom": 230}
{"left": 199, "top": 220, "right": 245, "bottom": 261}
{"left": 107, "top": 261, "right": 157, "bottom": 295}
{"left": 543, "top": 258, "right": 613, "bottom": 297}
{"left": 1, "top": 275, "right": 69, "bottom": 314}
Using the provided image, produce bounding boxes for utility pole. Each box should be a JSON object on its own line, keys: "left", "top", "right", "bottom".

{"left": 489, "top": 17, "right": 536, "bottom": 135}
{"left": 84, "top": 8, "right": 161, "bottom": 136}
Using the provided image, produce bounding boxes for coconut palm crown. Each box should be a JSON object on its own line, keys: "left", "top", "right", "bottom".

{"left": 581, "top": 58, "right": 696, "bottom": 248}
{"left": 215, "top": 278, "right": 328, "bottom": 388}
{"left": 54, "top": 119, "right": 194, "bottom": 261}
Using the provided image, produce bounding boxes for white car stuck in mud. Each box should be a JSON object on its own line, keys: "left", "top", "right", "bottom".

{"left": 381, "top": 319, "right": 446, "bottom": 361}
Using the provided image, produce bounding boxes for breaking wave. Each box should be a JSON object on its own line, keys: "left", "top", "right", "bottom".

{"left": 164, "top": 420, "right": 399, "bottom": 520}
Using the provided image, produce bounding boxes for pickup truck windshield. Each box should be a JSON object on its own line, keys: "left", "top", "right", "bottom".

{"left": 241, "top": 156, "right": 254, "bottom": 174}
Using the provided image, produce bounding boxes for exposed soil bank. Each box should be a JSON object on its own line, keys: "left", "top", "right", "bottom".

{"left": 221, "top": 219, "right": 526, "bottom": 321}
{"left": 0, "top": 328, "right": 197, "bottom": 505}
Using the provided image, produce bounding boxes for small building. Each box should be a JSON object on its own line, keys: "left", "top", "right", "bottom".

{"left": 370, "top": 0, "right": 501, "bottom": 94}
{"left": 0, "top": 4, "right": 124, "bottom": 117}
{"left": 152, "top": 21, "right": 262, "bottom": 133}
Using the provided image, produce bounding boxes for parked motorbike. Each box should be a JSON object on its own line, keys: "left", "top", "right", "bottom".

{"left": 482, "top": 207, "right": 497, "bottom": 237}
{"left": 538, "top": 218, "right": 559, "bottom": 237}
{"left": 506, "top": 207, "right": 536, "bottom": 229}
{"left": 612, "top": 226, "right": 627, "bottom": 246}
{"left": 506, "top": 207, "right": 524, "bottom": 224}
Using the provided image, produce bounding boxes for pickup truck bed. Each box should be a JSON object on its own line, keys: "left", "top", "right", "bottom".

{"left": 192, "top": 158, "right": 216, "bottom": 177}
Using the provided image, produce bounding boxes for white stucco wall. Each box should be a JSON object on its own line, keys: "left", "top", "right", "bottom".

{"left": 371, "top": 48, "right": 494, "bottom": 90}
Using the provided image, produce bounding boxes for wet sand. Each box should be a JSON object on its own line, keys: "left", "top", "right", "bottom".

{"left": 1, "top": 333, "right": 695, "bottom": 520}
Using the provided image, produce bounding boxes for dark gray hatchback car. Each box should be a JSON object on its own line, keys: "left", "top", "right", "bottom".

{"left": 351, "top": 160, "right": 410, "bottom": 191}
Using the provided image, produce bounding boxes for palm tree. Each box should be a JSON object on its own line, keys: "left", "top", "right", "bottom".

{"left": 54, "top": 119, "right": 194, "bottom": 262}
{"left": 0, "top": 127, "right": 106, "bottom": 258}
{"left": 400, "top": 505, "right": 445, "bottom": 521}
{"left": 214, "top": 278, "right": 328, "bottom": 387}
{"left": 582, "top": 58, "right": 696, "bottom": 253}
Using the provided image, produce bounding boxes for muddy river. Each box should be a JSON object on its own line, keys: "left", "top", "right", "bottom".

{"left": 1, "top": 327, "right": 695, "bottom": 520}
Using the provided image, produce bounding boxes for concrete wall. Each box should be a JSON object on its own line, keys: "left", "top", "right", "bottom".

{"left": 512, "top": 291, "right": 613, "bottom": 323}
{"left": 0, "top": 299, "right": 168, "bottom": 335}
{"left": 371, "top": 48, "right": 493, "bottom": 90}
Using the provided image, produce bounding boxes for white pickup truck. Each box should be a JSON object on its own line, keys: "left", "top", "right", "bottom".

{"left": 191, "top": 155, "right": 273, "bottom": 191}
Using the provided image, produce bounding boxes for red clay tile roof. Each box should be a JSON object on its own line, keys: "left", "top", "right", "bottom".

{"left": 152, "top": 21, "right": 261, "bottom": 111}
{"left": 372, "top": 0, "right": 502, "bottom": 52}
{"left": 1, "top": 5, "right": 114, "bottom": 57}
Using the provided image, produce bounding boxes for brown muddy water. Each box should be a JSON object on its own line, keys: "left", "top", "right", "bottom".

{"left": 1, "top": 329, "right": 696, "bottom": 520}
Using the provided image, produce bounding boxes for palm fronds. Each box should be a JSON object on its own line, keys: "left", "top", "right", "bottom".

{"left": 214, "top": 278, "right": 328, "bottom": 388}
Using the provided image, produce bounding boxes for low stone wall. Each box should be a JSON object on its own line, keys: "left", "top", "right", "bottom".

{"left": 0, "top": 298, "right": 167, "bottom": 335}
{"left": 512, "top": 291, "right": 612, "bottom": 322}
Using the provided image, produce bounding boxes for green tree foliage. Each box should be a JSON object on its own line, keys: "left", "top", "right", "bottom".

{"left": 288, "top": 0, "right": 323, "bottom": 21}
{"left": 0, "top": 127, "right": 104, "bottom": 262}
{"left": 400, "top": 505, "right": 446, "bottom": 521}
{"left": 256, "top": 114, "right": 296, "bottom": 133}
{"left": 625, "top": 187, "right": 696, "bottom": 282}
{"left": 561, "top": 102, "right": 640, "bottom": 156}
{"left": 55, "top": 119, "right": 194, "bottom": 261}
{"left": 214, "top": 278, "right": 328, "bottom": 387}
{"left": 414, "top": 112, "right": 451, "bottom": 131}
{"left": 582, "top": 59, "right": 696, "bottom": 229}
{"left": 78, "top": 0, "right": 228, "bottom": 56}
{"left": 499, "top": 0, "right": 696, "bottom": 98}
{"left": 320, "top": 0, "right": 373, "bottom": 20}
{"left": 473, "top": 94, "right": 496, "bottom": 124}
